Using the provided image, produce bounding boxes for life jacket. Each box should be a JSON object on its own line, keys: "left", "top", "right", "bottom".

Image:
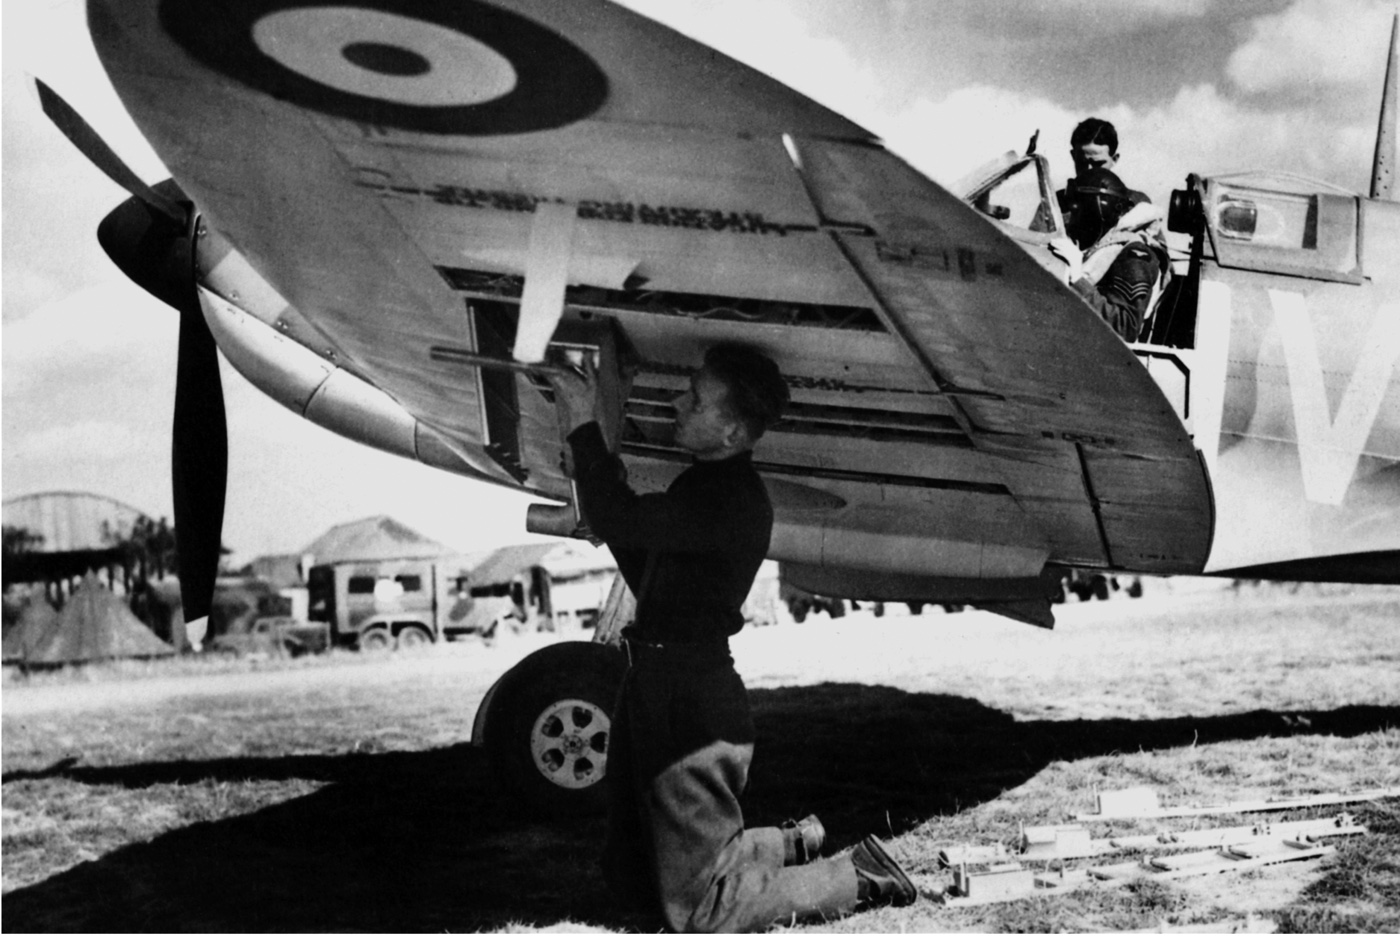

{"left": 1081, "top": 202, "right": 1172, "bottom": 337}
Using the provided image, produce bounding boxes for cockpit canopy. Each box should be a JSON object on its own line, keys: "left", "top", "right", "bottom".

{"left": 1172, "top": 171, "right": 1362, "bottom": 284}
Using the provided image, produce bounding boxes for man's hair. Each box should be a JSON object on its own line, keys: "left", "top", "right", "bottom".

{"left": 702, "top": 343, "right": 789, "bottom": 442}
{"left": 1070, "top": 117, "right": 1118, "bottom": 156}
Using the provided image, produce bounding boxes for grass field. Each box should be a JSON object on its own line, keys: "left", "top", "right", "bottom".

{"left": 3, "top": 581, "right": 1398, "bottom": 932}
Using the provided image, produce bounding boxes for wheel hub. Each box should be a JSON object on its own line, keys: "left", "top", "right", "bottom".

{"left": 530, "top": 698, "right": 609, "bottom": 790}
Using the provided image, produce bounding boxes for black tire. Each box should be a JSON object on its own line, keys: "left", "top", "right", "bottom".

{"left": 396, "top": 624, "right": 433, "bottom": 650}
{"left": 483, "top": 641, "right": 627, "bottom": 816}
{"left": 359, "top": 627, "right": 394, "bottom": 652}
{"left": 873, "top": 602, "right": 885, "bottom": 617}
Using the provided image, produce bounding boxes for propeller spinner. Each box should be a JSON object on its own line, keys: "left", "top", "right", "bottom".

{"left": 35, "top": 77, "right": 228, "bottom": 627}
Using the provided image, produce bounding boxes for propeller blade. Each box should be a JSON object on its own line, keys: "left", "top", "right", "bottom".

{"left": 171, "top": 303, "right": 228, "bottom": 625}
{"left": 96, "top": 187, "right": 228, "bottom": 626}
{"left": 31, "top": 76, "right": 185, "bottom": 225}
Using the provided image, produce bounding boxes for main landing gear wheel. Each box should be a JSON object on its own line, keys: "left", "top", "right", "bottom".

{"left": 482, "top": 641, "right": 626, "bottom": 816}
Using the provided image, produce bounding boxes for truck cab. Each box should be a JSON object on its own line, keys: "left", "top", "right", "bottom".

{"left": 307, "top": 558, "right": 467, "bottom": 651}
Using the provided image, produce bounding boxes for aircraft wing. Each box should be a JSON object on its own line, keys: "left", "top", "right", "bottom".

{"left": 85, "top": 0, "right": 1212, "bottom": 588}
{"left": 788, "top": 139, "right": 1213, "bottom": 572}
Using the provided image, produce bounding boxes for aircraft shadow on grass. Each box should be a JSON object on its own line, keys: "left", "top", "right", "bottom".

{"left": 4, "top": 685, "right": 1397, "bottom": 932}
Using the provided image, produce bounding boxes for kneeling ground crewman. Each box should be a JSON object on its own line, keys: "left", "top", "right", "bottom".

{"left": 550, "top": 343, "right": 916, "bottom": 932}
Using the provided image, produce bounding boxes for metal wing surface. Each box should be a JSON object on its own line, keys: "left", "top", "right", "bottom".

{"left": 87, "top": 0, "right": 1211, "bottom": 582}
{"left": 789, "top": 139, "right": 1214, "bottom": 572}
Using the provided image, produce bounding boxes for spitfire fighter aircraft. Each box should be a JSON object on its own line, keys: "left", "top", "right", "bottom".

{"left": 34, "top": 0, "right": 1399, "bottom": 811}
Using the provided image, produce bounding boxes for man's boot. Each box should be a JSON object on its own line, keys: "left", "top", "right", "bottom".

{"left": 851, "top": 835, "right": 917, "bottom": 907}
{"left": 781, "top": 814, "right": 826, "bottom": 865}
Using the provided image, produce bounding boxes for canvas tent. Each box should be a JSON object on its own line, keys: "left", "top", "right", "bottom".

{"left": 18, "top": 572, "right": 174, "bottom": 664}
{"left": 2, "top": 597, "right": 60, "bottom": 663}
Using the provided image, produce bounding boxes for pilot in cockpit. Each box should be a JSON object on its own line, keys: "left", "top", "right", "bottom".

{"left": 1049, "top": 167, "right": 1171, "bottom": 342}
{"left": 1058, "top": 117, "right": 1150, "bottom": 209}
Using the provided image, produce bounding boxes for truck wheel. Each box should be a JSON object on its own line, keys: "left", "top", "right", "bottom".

{"left": 396, "top": 624, "right": 433, "bottom": 650}
{"left": 359, "top": 627, "right": 394, "bottom": 653}
{"left": 483, "top": 642, "right": 626, "bottom": 816}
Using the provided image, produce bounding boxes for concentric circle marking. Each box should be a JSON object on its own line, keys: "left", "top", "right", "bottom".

{"left": 341, "top": 42, "right": 431, "bottom": 77}
{"left": 252, "top": 8, "right": 516, "bottom": 106}
{"left": 160, "top": 0, "right": 608, "bottom": 135}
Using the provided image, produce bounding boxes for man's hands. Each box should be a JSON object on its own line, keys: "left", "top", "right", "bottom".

{"left": 548, "top": 355, "right": 600, "bottom": 435}
{"left": 1048, "top": 237, "right": 1085, "bottom": 286}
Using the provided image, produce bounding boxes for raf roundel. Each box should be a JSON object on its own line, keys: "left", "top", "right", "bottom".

{"left": 159, "top": 0, "right": 608, "bottom": 135}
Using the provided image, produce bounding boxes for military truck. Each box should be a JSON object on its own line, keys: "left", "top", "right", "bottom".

{"left": 307, "top": 557, "right": 499, "bottom": 650}
{"left": 205, "top": 577, "right": 331, "bottom": 657}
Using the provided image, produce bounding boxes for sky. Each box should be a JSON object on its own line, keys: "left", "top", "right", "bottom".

{"left": 3, "top": 0, "right": 1398, "bottom": 564}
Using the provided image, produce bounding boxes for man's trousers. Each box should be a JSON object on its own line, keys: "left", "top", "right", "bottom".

{"left": 601, "top": 645, "right": 859, "bottom": 932}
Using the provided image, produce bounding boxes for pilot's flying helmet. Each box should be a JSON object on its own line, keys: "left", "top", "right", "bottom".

{"left": 1063, "top": 168, "right": 1131, "bottom": 248}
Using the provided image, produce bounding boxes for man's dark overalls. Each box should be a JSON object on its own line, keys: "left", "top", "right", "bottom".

{"left": 567, "top": 423, "right": 858, "bottom": 933}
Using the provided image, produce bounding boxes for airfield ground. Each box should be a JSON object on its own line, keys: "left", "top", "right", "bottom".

{"left": 3, "top": 580, "right": 1398, "bottom": 932}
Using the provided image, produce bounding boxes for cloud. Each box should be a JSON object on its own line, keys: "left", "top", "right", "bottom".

{"left": 878, "top": 77, "right": 1378, "bottom": 207}
{"left": 8, "top": 419, "right": 152, "bottom": 462}
{"left": 618, "top": 0, "right": 888, "bottom": 131}
{"left": 876, "top": 85, "right": 1082, "bottom": 187}
{"left": 876, "top": 1, "right": 1389, "bottom": 201}
{"left": 1, "top": 1, "right": 168, "bottom": 181}
{"left": 999, "top": 0, "right": 1211, "bottom": 26}
{"left": 2, "top": 281, "right": 177, "bottom": 392}
{"left": 1058, "top": 0, "right": 1209, "bottom": 14}
{"left": 1, "top": 266, "right": 69, "bottom": 317}
{"left": 2, "top": 282, "right": 178, "bottom": 516}
{"left": 617, "top": 1, "right": 1383, "bottom": 203}
{"left": 2, "top": 0, "right": 172, "bottom": 323}
{"left": 1127, "top": 83, "right": 1376, "bottom": 197}
{"left": 915, "top": 0, "right": 1210, "bottom": 43}
{"left": 1227, "top": 0, "right": 1396, "bottom": 96}
{"left": 0, "top": 275, "right": 540, "bottom": 562}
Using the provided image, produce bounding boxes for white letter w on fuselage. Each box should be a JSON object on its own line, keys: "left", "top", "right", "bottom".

{"left": 1269, "top": 289, "right": 1400, "bottom": 505}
